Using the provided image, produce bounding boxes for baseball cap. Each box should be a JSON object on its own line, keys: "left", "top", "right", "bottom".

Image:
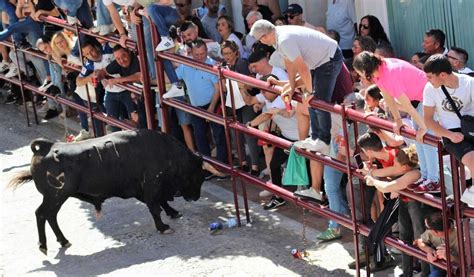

{"left": 284, "top": 3, "right": 303, "bottom": 15}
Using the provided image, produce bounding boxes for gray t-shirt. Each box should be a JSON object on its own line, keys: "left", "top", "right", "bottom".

{"left": 201, "top": 15, "right": 221, "bottom": 43}
{"left": 275, "top": 25, "right": 338, "bottom": 70}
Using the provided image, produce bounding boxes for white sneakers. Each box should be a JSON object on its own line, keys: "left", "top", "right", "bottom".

{"left": 461, "top": 187, "right": 474, "bottom": 208}
{"left": 0, "top": 60, "right": 10, "bottom": 73}
{"left": 162, "top": 83, "right": 184, "bottom": 99}
{"left": 294, "top": 187, "right": 324, "bottom": 201}
{"left": 294, "top": 137, "right": 330, "bottom": 154}
{"left": 92, "top": 24, "right": 115, "bottom": 36}
{"left": 156, "top": 36, "right": 174, "bottom": 52}
{"left": 75, "top": 129, "right": 91, "bottom": 142}
{"left": 4, "top": 63, "right": 18, "bottom": 78}
{"left": 66, "top": 15, "right": 78, "bottom": 25}
{"left": 38, "top": 79, "right": 53, "bottom": 92}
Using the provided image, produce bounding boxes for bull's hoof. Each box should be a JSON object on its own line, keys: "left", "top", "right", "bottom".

{"left": 160, "top": 228, "right": 175, "bottom": 234}
{"left": 168, "top": 212, "right": 182, "bottom": 219}
{"left": 39, "top": 246, "right": 47, "bottom": 255}
{"left": 60, "top": 240, "right": 72, "bottom": 248}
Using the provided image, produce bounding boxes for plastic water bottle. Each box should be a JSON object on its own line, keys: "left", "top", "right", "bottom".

{"left": 209, "top": 217, "right": 248, "bottom": 233}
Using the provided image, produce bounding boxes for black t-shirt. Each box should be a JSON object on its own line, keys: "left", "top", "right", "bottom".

{"left": 106, "top": 53, "right": 140, "bottom": 77}
{"left": 33, "top": 0, "right": 55, "bottom": 11}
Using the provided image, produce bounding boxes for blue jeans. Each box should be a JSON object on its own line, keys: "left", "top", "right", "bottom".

{"left": 104, "top": 91, "right": 135, "bottom": 132}
{"left": 429, "top": 264, "right": 446, "bottom": 277}
{"left": 0, "top": 17, "right": 42, "bottom": 43}
{"left": 54, "top": 0, "right": 93, "bottom": 27}
{"left": 96, "top": 0, "right": 113, "bottom": 26}
{"left": 142, "top": 19, "right": 156, "bottom": 80}
{"left": 413, "top": 104, "right": 439, "bottom": 181}
{"left": 325, "top": 140, "right": 349, "bottom": 229}
{"left": 73, "top": 92, "right": 104, "bottom": 136}
{"left": 309, "top": 47, "right": 343, "bottom": 144}
{"left": 190, "top": 104, "right": 228, "bottom": 163}
{"left": 46, "top": 62, "right": 64, "bottom": 110}
{"left": 147, "top": 4, "right": 179, "bottom": 84}
{"left": 0, "top": 0, "right": 21, "bottom": 42}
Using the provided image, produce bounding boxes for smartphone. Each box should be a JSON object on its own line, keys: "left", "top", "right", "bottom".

{"left": 354, "top": 153, "right": 364, "bottom": 169}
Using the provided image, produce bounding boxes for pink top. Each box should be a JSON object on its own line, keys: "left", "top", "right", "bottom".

{"left": 374, "top": 58, "right": 427, "bottom": 101}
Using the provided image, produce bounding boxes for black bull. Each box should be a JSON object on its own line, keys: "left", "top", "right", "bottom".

{"left": 9, "top": 130, "right": 208, "bottom": 254}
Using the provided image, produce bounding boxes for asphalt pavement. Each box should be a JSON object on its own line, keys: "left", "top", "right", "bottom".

{"left": 0, "top": 101, "right": 399, "bottom": 276}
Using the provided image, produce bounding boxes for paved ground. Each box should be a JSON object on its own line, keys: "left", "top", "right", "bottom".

{"left": 1, "top": 100, "right": 405, "bottom": 276}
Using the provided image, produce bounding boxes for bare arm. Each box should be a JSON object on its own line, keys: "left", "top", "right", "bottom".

{"left": 292, "top": 56, "right": 312, "bottom": 93}
{"left": 106, "top": 4, "right": 127, "bottom": 36}
{"left": 248, "top": 112, "right": 272, "bottom": 127}
{"left": 424, "top": 105, "right": 463, "bottom": 143}
{"left": 266, "top": 1, "right": 281, "bottom": 21}
{"left": 208, "top": 82, "right": 221, "bottom": 113}
{"left": 397, "top": 93, "right": 426, "bottom": 130}
{"left": 370, "top": 164, "right": 411, "bottom": 178}
{"left": 365, "top": 169, "right": 421, "bottom": 193}
{"left": 76, "top": 73, "right": 93, "bottom": 87}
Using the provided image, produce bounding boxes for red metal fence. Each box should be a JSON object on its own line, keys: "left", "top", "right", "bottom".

{"left": 4, "top": 12, "right": 472, "bottom": 277}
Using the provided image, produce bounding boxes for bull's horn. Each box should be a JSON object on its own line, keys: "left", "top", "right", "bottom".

{"left": 202, "top": 161, "right": 227, "bottom": 177}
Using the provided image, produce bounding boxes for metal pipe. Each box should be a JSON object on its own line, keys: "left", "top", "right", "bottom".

{"left": 145, "top": 15, "right": 169, "bottom": 133}
{"left": 451, "top": 156, "right": 466, "bottom": 276}
{"left": 11, "top": 41, "right": 31, "bottom": 126}
{"left": 216, "top": 66, "right": 243, "bottom": 226}
{"left": 439, "top": 142, "right": 452, "bottom": 276}
{"left": 341, "top": 104, "right": 361, "bottom": 276}
{"left": 134, "top": 16, "right": 155, "bottom": 130}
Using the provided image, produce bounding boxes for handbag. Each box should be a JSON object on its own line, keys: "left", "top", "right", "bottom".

{"left": 282, "top": 145, "right": 309, "bottom": 186}
{"left": 441, "top": 85, "right": 474, "bottom": 142}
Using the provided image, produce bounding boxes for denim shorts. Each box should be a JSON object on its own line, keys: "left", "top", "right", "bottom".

{"left": 156, "top": 96, "right": 191, "bottom": 126}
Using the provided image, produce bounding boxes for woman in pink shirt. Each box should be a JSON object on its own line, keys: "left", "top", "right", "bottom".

{"left": 353, "top": 51, "right": 440, "bottom": 194}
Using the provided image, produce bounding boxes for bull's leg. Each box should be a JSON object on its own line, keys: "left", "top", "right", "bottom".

{"left": 160, "top": 200, "right": 182, "bottom": 219}
{"left": 145, "top": 202, "right": 172, "bottom": 234}
{"left": 35, "top": 201, "right": 49, "bottom": 254}
{"left": 47, "top": 206, "right": 71, "bottom": 248}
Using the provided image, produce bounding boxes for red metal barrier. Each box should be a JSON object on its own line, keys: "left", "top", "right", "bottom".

{"left": 3, "top": 11, "right": 471, "bottom": 276}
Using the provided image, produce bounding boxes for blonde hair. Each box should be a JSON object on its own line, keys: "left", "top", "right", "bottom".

{"left": 396, "top": 145, "right": 419, "bottom": 169}
{"left": 51, "top": 31, "right": 74, "bottom": 59}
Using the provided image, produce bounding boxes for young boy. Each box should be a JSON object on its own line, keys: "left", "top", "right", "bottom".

{"left": 416, "top": 210, "right": 459, "bottom": 276}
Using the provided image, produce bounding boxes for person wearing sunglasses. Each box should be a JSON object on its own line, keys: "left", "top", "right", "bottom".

{"left": 446, "top": 46, "right": 473, "bottom": 76}
{"left": 358, "top": 15, "right": 390, "bottom": 46}
{"left": 284, "top": 3, "right": 317, "bottom": 31}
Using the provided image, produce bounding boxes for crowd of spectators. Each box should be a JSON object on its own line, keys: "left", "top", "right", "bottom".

{"left": 1, "top": 1, "right": 473, "bottom": 275}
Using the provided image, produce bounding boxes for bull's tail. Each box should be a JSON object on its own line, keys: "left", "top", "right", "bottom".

{"left": 31, "top": 138, "right": 54, "bottom": 156}
{"left": 7, "top": 170, "right": 33, "bottom": 190}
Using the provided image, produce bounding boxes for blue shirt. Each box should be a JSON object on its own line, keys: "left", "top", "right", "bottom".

{"left": 175, "top": 58, "right": 218, "bottom": 107}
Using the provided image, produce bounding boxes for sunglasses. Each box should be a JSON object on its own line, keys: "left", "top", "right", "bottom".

{"left": 446, "top": 54, "right": 459, "bottom": 61}
{"left": 288, "top": 13, "right": 300, "bottom": 19}
{"left": 360, "top": 24, "right": 369, "bottom": 30}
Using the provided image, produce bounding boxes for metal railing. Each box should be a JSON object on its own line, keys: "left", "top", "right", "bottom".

{"left": 3, "top": 12, "right": 471, "bottom": 277}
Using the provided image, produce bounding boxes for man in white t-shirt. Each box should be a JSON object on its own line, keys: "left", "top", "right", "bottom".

{"left": 423, "top": 54, "right": 474, "bottom": 206}
{"left": 243, "top": 77, "right": 299, "bottom": 210}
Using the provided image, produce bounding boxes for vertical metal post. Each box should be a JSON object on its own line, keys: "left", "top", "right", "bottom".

{"left": 134, "top": 13, "right": 155, "bottom": 130}
{"left": 217, "top": 66, "right": 243, "bottom": 225}
{"left": 12, "top": 45, "right": 31, "bottom": 126}
{"left": 74, "top": 23, "right": 96, "bottom": 137}
{"left": 459, "top": 164, "right": 472, "bottom": 273}
{"left": 341, "top": 104, "right": 361, "bottom": 277}
{"left": 226, "top": 72, "right": 250, "bottom": 223}
{"left": 146, "top": 15, "right": 169, "bottom": 133}
{"left": 451, "top": 154, "right": 466, "bottom": 276}
{"left": 350, "top": 104, "right": 370, "bottom": 276}
{"left": 440, "top": 144, "right": 452, "bottom": 276}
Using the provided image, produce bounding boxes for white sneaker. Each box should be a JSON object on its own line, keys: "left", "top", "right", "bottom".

{"left": 294, "top": 187, "right": 324, "bottom": 201}
{"left": 461, "top": 188, "right": 474, "bottom": 208}
{"left": 74, "top": 129, "right": 91, "bottom": 142}
{"left": 38, "top": 103, "right": 50, "bottom": 113}
{"left": 156, "top": 36, "right": 174, "bottom": 51}
{"left": 259, "top": 190, "right": 273, "bottom": 197}
{"left": 0, "top": 60, "right": 10, "bottom": 73}
{"left": 162, "top": 83, "right": 184, "bottom": 99}
{"left": 4, "top": 63, "right": 18, "bottom": 78}
{"left": 66, "top": 15, "right": 78, "bottom": 25}
{"left": 38, "top": 79, "right": 53, "bottom": 92}
{"left": 294, "top": 138, "right": 330, "bottom": 154}
{"left": 92, "top": 24, "right": 115, "bottom": 36}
